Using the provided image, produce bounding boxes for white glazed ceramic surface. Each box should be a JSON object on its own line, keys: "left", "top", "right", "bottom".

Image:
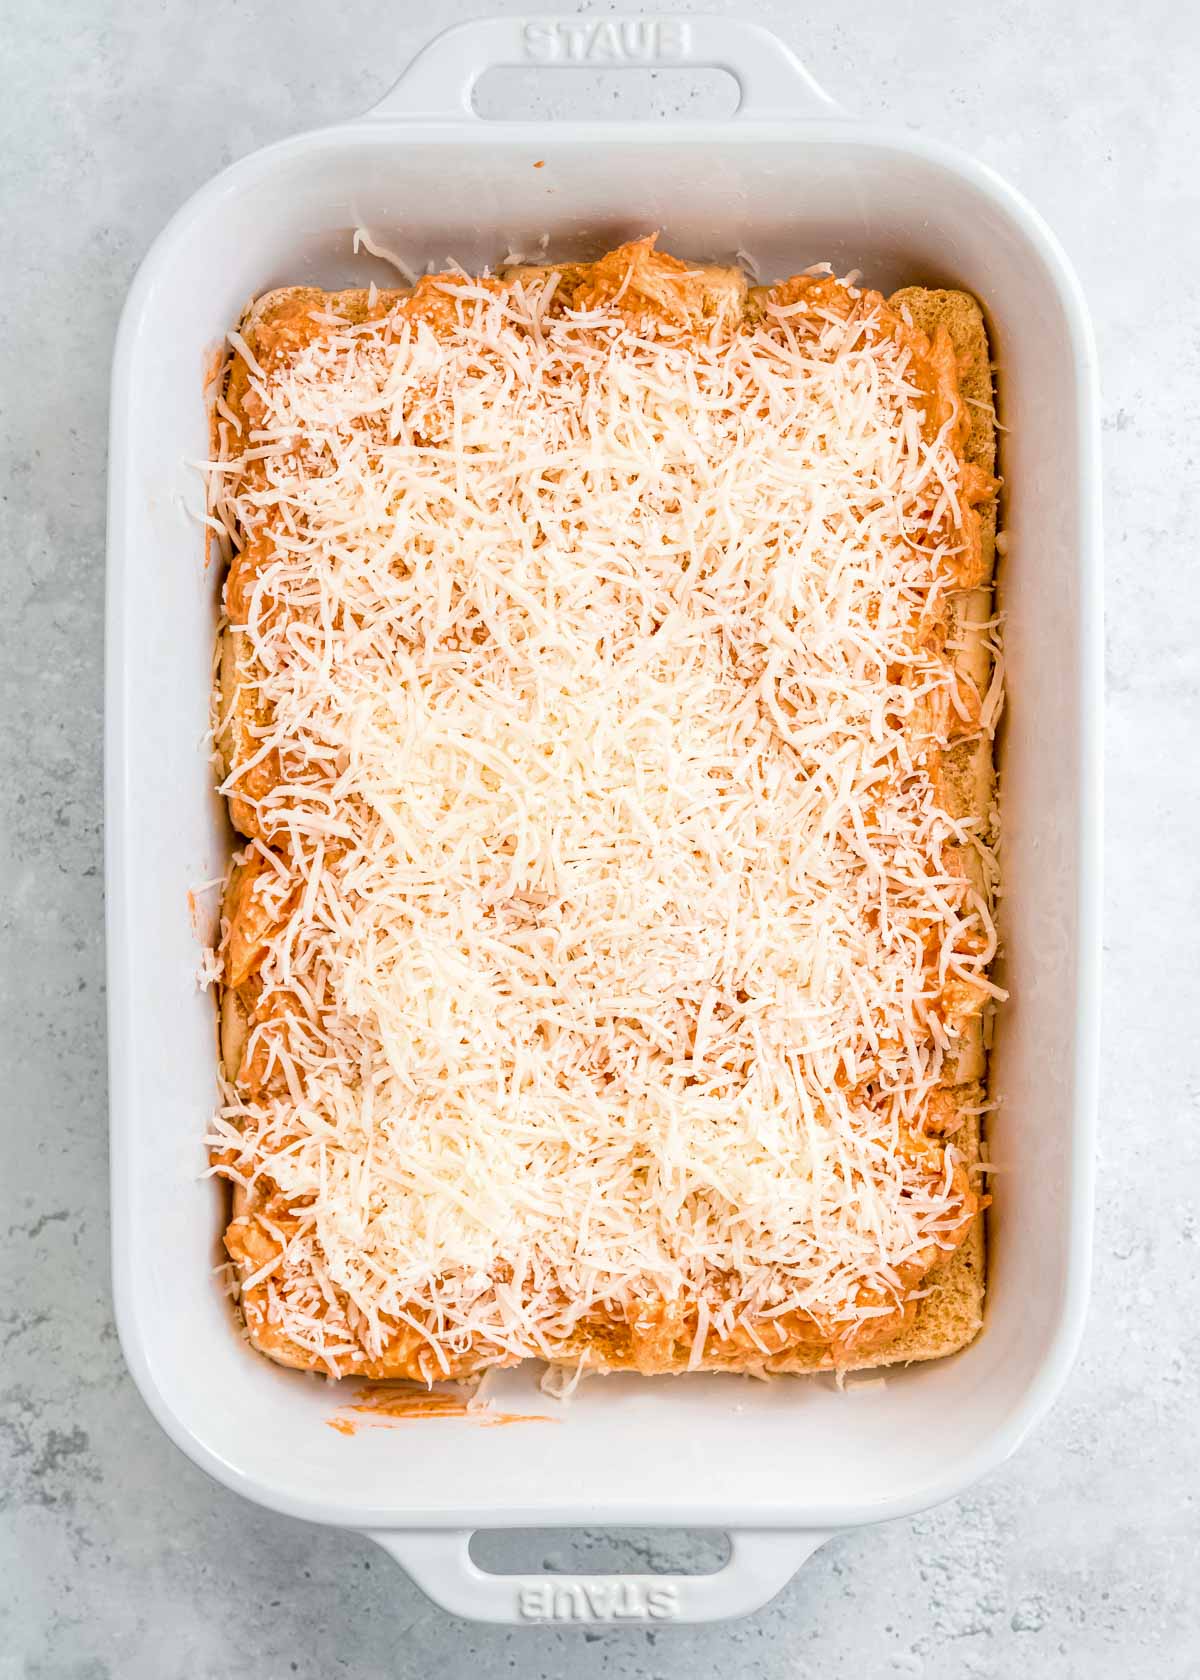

{"left": 106, "top": 14, "right": 1101, "bottom": 1625}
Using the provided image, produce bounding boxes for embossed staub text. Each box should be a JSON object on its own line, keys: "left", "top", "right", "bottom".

{"left": 522, "top": 19, "right": 692, "bottom": 64}
{"left": 516, "top": 1579, "right": 682, "bottom": 1622}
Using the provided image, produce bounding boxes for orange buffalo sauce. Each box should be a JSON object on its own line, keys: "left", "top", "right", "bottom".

{"left": 327, "top": 1382, "right": 552, "bottom": 1434}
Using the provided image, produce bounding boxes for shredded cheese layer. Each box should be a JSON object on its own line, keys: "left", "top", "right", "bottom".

{"left": 207, "top": 257, "right": 996, "bottom": 1377}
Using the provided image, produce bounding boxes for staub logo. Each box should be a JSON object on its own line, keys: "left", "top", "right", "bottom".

{"left": 522, "top": 19, "right": 692, "bottom": 64}
{"left": 517, "top": 1579, "right": 681, "bottom": 1622}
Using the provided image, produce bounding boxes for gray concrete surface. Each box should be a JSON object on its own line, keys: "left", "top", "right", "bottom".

{"left": 2, "top": 0, "right": 1197, "bottom": 1674}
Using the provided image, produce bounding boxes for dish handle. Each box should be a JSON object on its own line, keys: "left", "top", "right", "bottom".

{"left": 366, "top": 16, "right": 844, "bottom": 124}
{"left": 367, "top": 1526, "right": 832, "bottom": 1624}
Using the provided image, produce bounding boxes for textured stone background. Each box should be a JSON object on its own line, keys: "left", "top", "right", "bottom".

{"left": 3, "top": 0, "right": 1197, "bottom": 1674}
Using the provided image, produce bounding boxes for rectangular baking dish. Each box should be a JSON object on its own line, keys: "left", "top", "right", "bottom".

{"left": 106, "top": 15, "right": 1101, "bottom": 1625}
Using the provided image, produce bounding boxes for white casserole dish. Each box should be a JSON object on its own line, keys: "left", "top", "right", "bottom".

{"left": 106, "top": 15, "right": 1101, "bottom": 1625}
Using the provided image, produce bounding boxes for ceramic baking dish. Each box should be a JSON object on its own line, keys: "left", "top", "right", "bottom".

{"left": 106, "top": 15, "right": 1101, "bottom": 1625}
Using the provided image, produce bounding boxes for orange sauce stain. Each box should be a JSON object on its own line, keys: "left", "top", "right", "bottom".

{"left": 351, "top": 1385, "right": 473, "bottom": 1421}
{"left": 326, "top": 1381, "right": 552, "bottom": 1435}
{"left": 203, "top": 339, "right": 233, "bottom": 570}
{"left": 202, "top": 343, "right": 227, "bottom": 391}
